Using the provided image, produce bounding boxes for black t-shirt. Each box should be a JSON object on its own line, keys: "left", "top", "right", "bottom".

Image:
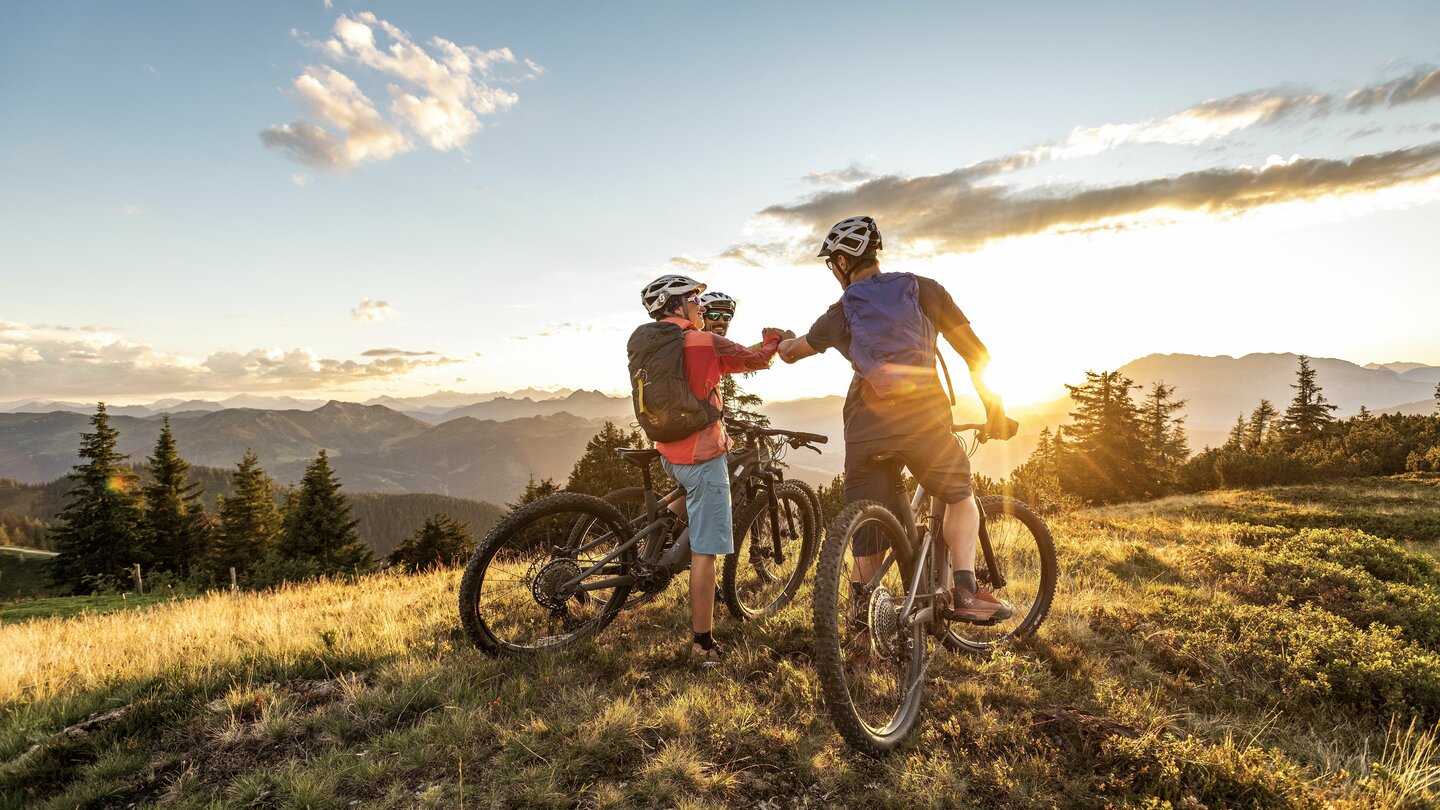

{"left": 805, "top": 273, "right": 969, "bottom": 443}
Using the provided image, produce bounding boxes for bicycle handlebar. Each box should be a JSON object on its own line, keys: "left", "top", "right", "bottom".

{"left": 723, "top": 417, "right": 829, "bottom": 446}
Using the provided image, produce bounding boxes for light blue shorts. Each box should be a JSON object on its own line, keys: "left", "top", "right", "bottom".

{"left": 660, "top": 454, "right": 734, "bottom": 556}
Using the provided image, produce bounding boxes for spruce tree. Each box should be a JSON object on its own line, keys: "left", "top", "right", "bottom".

{"left": 507, "top": 476, "right": 560, "bottom": 512}
{"left": 1139, "top": 381, "right": 1190, "bottom": 470}
{"left": 719, "top": 372, "right": 768, "bottom": 426}
{"left": 140, "top": 416, "right": 208, "bottom": 576}
{"left": 1245, "top": 400, "right": 1279, "bottom": 450}
{"left": 388, "top": 514, "right": 474, "bottom": 572}
{"left": 279, "top": 450, "right": 372, "bottom": 574}
{"left": 1058, "top": 371, "right": 1157, "bottom": 503}
{"left": 1226, "top": 412, "right": 1249, "bottom": 449}
{"left": 48, "top": 403, "right": 146, "bottom": 592}
{"left": 1280, "top": 355, "right": 1338, "bottom": 442}
{"left": 1434, "top": 382, "right": 1439, "bottom": 415}
{"left": 565, "top": 422, "right": 652, "bottom": 496}
{"left": 210, "top": 451, "right": 281, "bottom": 581}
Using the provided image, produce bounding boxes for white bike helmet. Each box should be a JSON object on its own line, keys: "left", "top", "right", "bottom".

{"left": 817, "top": 215, "right": 883, "bottom": 258}
{"left": 697, "top": 291, "right": 737, "bottom": 312}
{"left": 641, "top": 274, "right": 706, "bottom": 317}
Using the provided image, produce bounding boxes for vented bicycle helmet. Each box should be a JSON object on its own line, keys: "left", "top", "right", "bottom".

{"left": 697, "top": 291, "right": 737, "bottom": 312}
{"left": 817, "top": 215, "right": 883, "bottom": 258}
{"left": 641, "top": 274, "right": 706, "bottom": 316}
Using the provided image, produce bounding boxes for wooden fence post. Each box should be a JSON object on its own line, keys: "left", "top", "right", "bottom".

{"left": 230, "top": 566, "right": 238, "bottom": 593}
{"left": 133, "top": 564, "right": 143, "bottom": 596}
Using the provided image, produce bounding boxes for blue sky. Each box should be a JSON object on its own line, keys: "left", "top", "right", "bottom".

{"left": 2, "top": 1, "right": 1439, "bottom": 404}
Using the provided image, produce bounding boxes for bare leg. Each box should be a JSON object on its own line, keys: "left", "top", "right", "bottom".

{"left": 944, "top": 497, "right": 980, "bottom": 578}
{"left": 690, "top": 552, "right": 717, "bottom": 634}
{"left": 668, "top": 498, "right": 688, "bottom": 522}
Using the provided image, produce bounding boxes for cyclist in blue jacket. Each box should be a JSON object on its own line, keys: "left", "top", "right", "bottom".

{"left": 778, "top": 216, "right": 1017, "bottom": 622}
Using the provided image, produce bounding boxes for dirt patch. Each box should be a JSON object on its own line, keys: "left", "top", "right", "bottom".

{"left": 1030, "top": 706, "right": 1141, "bottom": 752}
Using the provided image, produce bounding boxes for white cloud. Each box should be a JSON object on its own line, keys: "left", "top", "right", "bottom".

{"left": 261, "top": 11, "right": 539, "bottom": 171}
{"left": 351, "top": 298, "right": 398, "bottom": 322}
{"left": 0, "top": 319, "right": 458, "bottom": 398}
{"left": 291, "top": 173, "right": 313, "bottom": 186}
{"left": 121, "top": 204, "right": 141, "bottom": 216}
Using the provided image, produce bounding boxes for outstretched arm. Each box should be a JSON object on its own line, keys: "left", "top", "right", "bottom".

{"left": 942, "top": 322, "right": 1014, "bottom": 438}
{"left": 778, "top": 336, "right": 819, "bottom": 364}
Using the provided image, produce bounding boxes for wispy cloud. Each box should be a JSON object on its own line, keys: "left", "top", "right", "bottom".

{"left": 1346, "top": 66, "right": 1440, "bottom": 112}
{"left": 261, "top": 11, "right": 541, "bottom": 171}
{"left": 761, "top": 143, "right": 1440, "bottom": 254}
{"left": 361, "top": 347, "right": 437, "bottom": 357}
{"left": 0, "top": 320, "right": 459, "bottom": 398}
{"left": 351, "top": 298, "right": 398, "bottom": 322}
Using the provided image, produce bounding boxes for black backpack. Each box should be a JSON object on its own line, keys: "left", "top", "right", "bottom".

{"left": 627, "top": 321, "right": 721, "bottom": 443}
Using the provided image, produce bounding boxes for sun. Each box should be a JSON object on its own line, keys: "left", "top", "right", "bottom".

{"left": 976, "top": 358, "right": 1068, "bottom": 407}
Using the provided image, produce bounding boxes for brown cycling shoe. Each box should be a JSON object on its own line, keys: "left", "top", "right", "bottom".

{"left": 948, "top": 586, "right": 1014, "bottom": 623}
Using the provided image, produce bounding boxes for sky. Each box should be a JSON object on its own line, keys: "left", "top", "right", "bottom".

{"left": 2, "top": 1, "right": 1439, "bottom": 407}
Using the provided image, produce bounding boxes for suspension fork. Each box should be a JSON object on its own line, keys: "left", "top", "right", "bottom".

{"left": 763, "top": 471, "right": 792, "bottom": 566}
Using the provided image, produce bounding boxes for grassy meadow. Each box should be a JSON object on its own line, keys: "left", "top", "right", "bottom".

{"left": 4, "top": 477, "right": 1440, "bottom": 808}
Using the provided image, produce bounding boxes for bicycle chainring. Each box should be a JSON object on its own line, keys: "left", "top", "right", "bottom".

{"left": 530, "top": 557, "right": 581, "bottom": 611}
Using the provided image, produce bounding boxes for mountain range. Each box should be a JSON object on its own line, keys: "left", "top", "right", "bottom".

{"left": 1, "top": 353, "right": 1435, "bottom": 497}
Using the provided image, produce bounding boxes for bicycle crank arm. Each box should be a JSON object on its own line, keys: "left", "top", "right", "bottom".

{"left": 903, "top": 606, "right": 935, "bottom": 629}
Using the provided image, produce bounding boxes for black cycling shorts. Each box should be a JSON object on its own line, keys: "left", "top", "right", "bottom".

{"left": 843, "top": 428, "right": 973, "bottom": 557}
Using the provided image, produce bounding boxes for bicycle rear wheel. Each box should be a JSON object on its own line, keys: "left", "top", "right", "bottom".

{"left": 813, "top": 500, "right": 927, "bottom": 757}
{"left": 721, "top": 481, "right": 817, "bottom": 620}
{"left": 943, "top": 496, "right": 1056, "bottom": 654}
{"left": 459, "top": 492, "right": 635, "bottom": 658}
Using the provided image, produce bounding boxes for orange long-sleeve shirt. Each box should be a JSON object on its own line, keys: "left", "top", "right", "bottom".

{"left": 654, "top": 317, "right": 781, "bottom": 465}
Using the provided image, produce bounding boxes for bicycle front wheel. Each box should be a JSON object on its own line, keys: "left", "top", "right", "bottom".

{"left": 813, "top": 500, "right": 927, "bottom": 757}
{"left": 459, "top": 492, "right": 635, "bottom": 658}
{"left": 943, "top": 496, "right": 1056, "bottom": 654}
{"left": 721, "top": 481, "right": 818, "bottom": 620}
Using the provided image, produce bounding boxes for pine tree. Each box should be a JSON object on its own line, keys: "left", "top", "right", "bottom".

{"left": 388, "top": 514, "right": 475, "bottom": 572}
{"left": 507, "top": 476, "right": 560, "bottom": 512}
{"left": 1139, "top": 381, "right": 1190, "bottom": 470}
{"left": 210, "top": 451, "right": 282, "bottom": 581}
{"left": 1058, "top": 371, "right": 1158, "bottom": 503}
{"left": 565, "top": 422, "right": 652, "bottom": 496}
{"left": 140, "top": 416, "right": 208, "bottom": 576}
{"left": 279, "top": 450, "right": 372, "bottom": 575}
{"left": 48, "top": 403, "right": 146, "bottom": 592}
{"left": 1245, "top": 400, "right": 1279, "bottom": 450}
{"left": 1279, "top": 355, "right": 1338, "bottom": 443}
{"left": 1225, "top": 415, "right": 1246, "bottom": 450}
{"left": 1434, "top": 382, "right": 1439, "bottom": 415}
{"left": 719, "top": 372, "right": 768, "bottom": 426}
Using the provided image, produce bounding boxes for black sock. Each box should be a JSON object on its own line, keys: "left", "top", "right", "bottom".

{"left": 693, "top": 631, "right": 714, "bottom": 650}
{"left": 953, "top": 570, "right": 977, "bottom": 593}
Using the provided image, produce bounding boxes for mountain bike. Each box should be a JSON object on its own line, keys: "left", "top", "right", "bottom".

{"left": 458, "top": 422, "right": 827, "bottom": 657}
{"left": 812, "top": 424, "right": 1057, "bottom": 757}
{"left": 596, "top": 417, "right": 827, "bottom": 619}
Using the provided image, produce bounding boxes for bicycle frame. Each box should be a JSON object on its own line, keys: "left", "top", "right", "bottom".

{"left": 559, "top": 434, "right": 802, "bottom": 597}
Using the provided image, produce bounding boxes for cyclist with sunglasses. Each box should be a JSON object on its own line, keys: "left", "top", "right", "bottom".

{"left": 634, "top": 275, "right": 791, "bottom": 662}
{"left": 697, "top": 291, "right": 738, "bottom": 337}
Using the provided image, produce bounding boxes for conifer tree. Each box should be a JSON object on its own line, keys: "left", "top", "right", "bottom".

{"left": 279, "top": 450, "right": 372, "bottom": 574}
{"left": 140, "top": 416, "right": 208, "bottom": 576}
{"left": 719, "top": 373, "right": 768, "bottom": 426}
{"left": 1058, "top": 371, "right": 1157, "bottom": 503}
{"left": 565, "top": 422, "right": 651, "bottom": 496}
{"left": 508, "top": 476, "right": 560, "bottom": 512}
{"left": 1434, "top": 382, "right": 1439, "bottom": 415}
{"left": 1280, "top": 355, "right": 1338, "bottom": 442}
{"left": 1245, "top": 400, "right": 1279, "bottom": 450}
{"left": 1225, "top": 415, "right": 1247, "bottom": 450}
{"left": 210, "top": 450, "right": 281, "bottom": 581}
{"left": 388, "top": 514, "right": 474, "bottom": 572}
{"left": 1139, "top": 381, "right": 1189, "bottom": 469}
{"left": 48, "top": 403, "right": 146, "bottom": 592}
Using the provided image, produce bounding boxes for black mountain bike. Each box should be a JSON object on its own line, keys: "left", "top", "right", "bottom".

{"left": 594, "top": 417, "right": 826, "bottom": 618}
{"left": 812, "top": 424, "right": 1057, "bottom": 757}
{"left": 458, "top": 422, "right": 827, "bottom": 657}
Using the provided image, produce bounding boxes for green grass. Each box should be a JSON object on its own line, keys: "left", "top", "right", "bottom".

{"left": 0, "top": 549, "right": 54, "bottom": 601}
{"left": 0, "top": 593, "right": 185, "bottom": 625}
{"left": 5, "top": 478, "right": 1440, "bottom": 807}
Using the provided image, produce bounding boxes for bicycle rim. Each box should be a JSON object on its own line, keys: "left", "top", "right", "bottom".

{"left": 459, "top": 493, "right": 634, "bottom": 656}
{"left": 944, "top": 496, "right": 1056, "bottom": 653}
{"left": 814, "top": 501, "right": 927, "bottom": 756}
{"left": 724, "top": 484, "right": 813, "bottom": 619}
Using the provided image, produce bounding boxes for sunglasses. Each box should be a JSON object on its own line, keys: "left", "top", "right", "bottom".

{"left": 705, "top": 311, "right": 734, "bottom": 322}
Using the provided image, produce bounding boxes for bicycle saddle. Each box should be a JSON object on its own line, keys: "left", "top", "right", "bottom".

{"left": 867, "top": 451, "right": 910, "bottom": 470}
{"left": 615, "top": 448, "right": 661, "bottom": 467}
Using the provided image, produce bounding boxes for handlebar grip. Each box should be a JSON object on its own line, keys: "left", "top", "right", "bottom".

{"left": 789, "top": 430, "right": 829, "bottom": 444}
